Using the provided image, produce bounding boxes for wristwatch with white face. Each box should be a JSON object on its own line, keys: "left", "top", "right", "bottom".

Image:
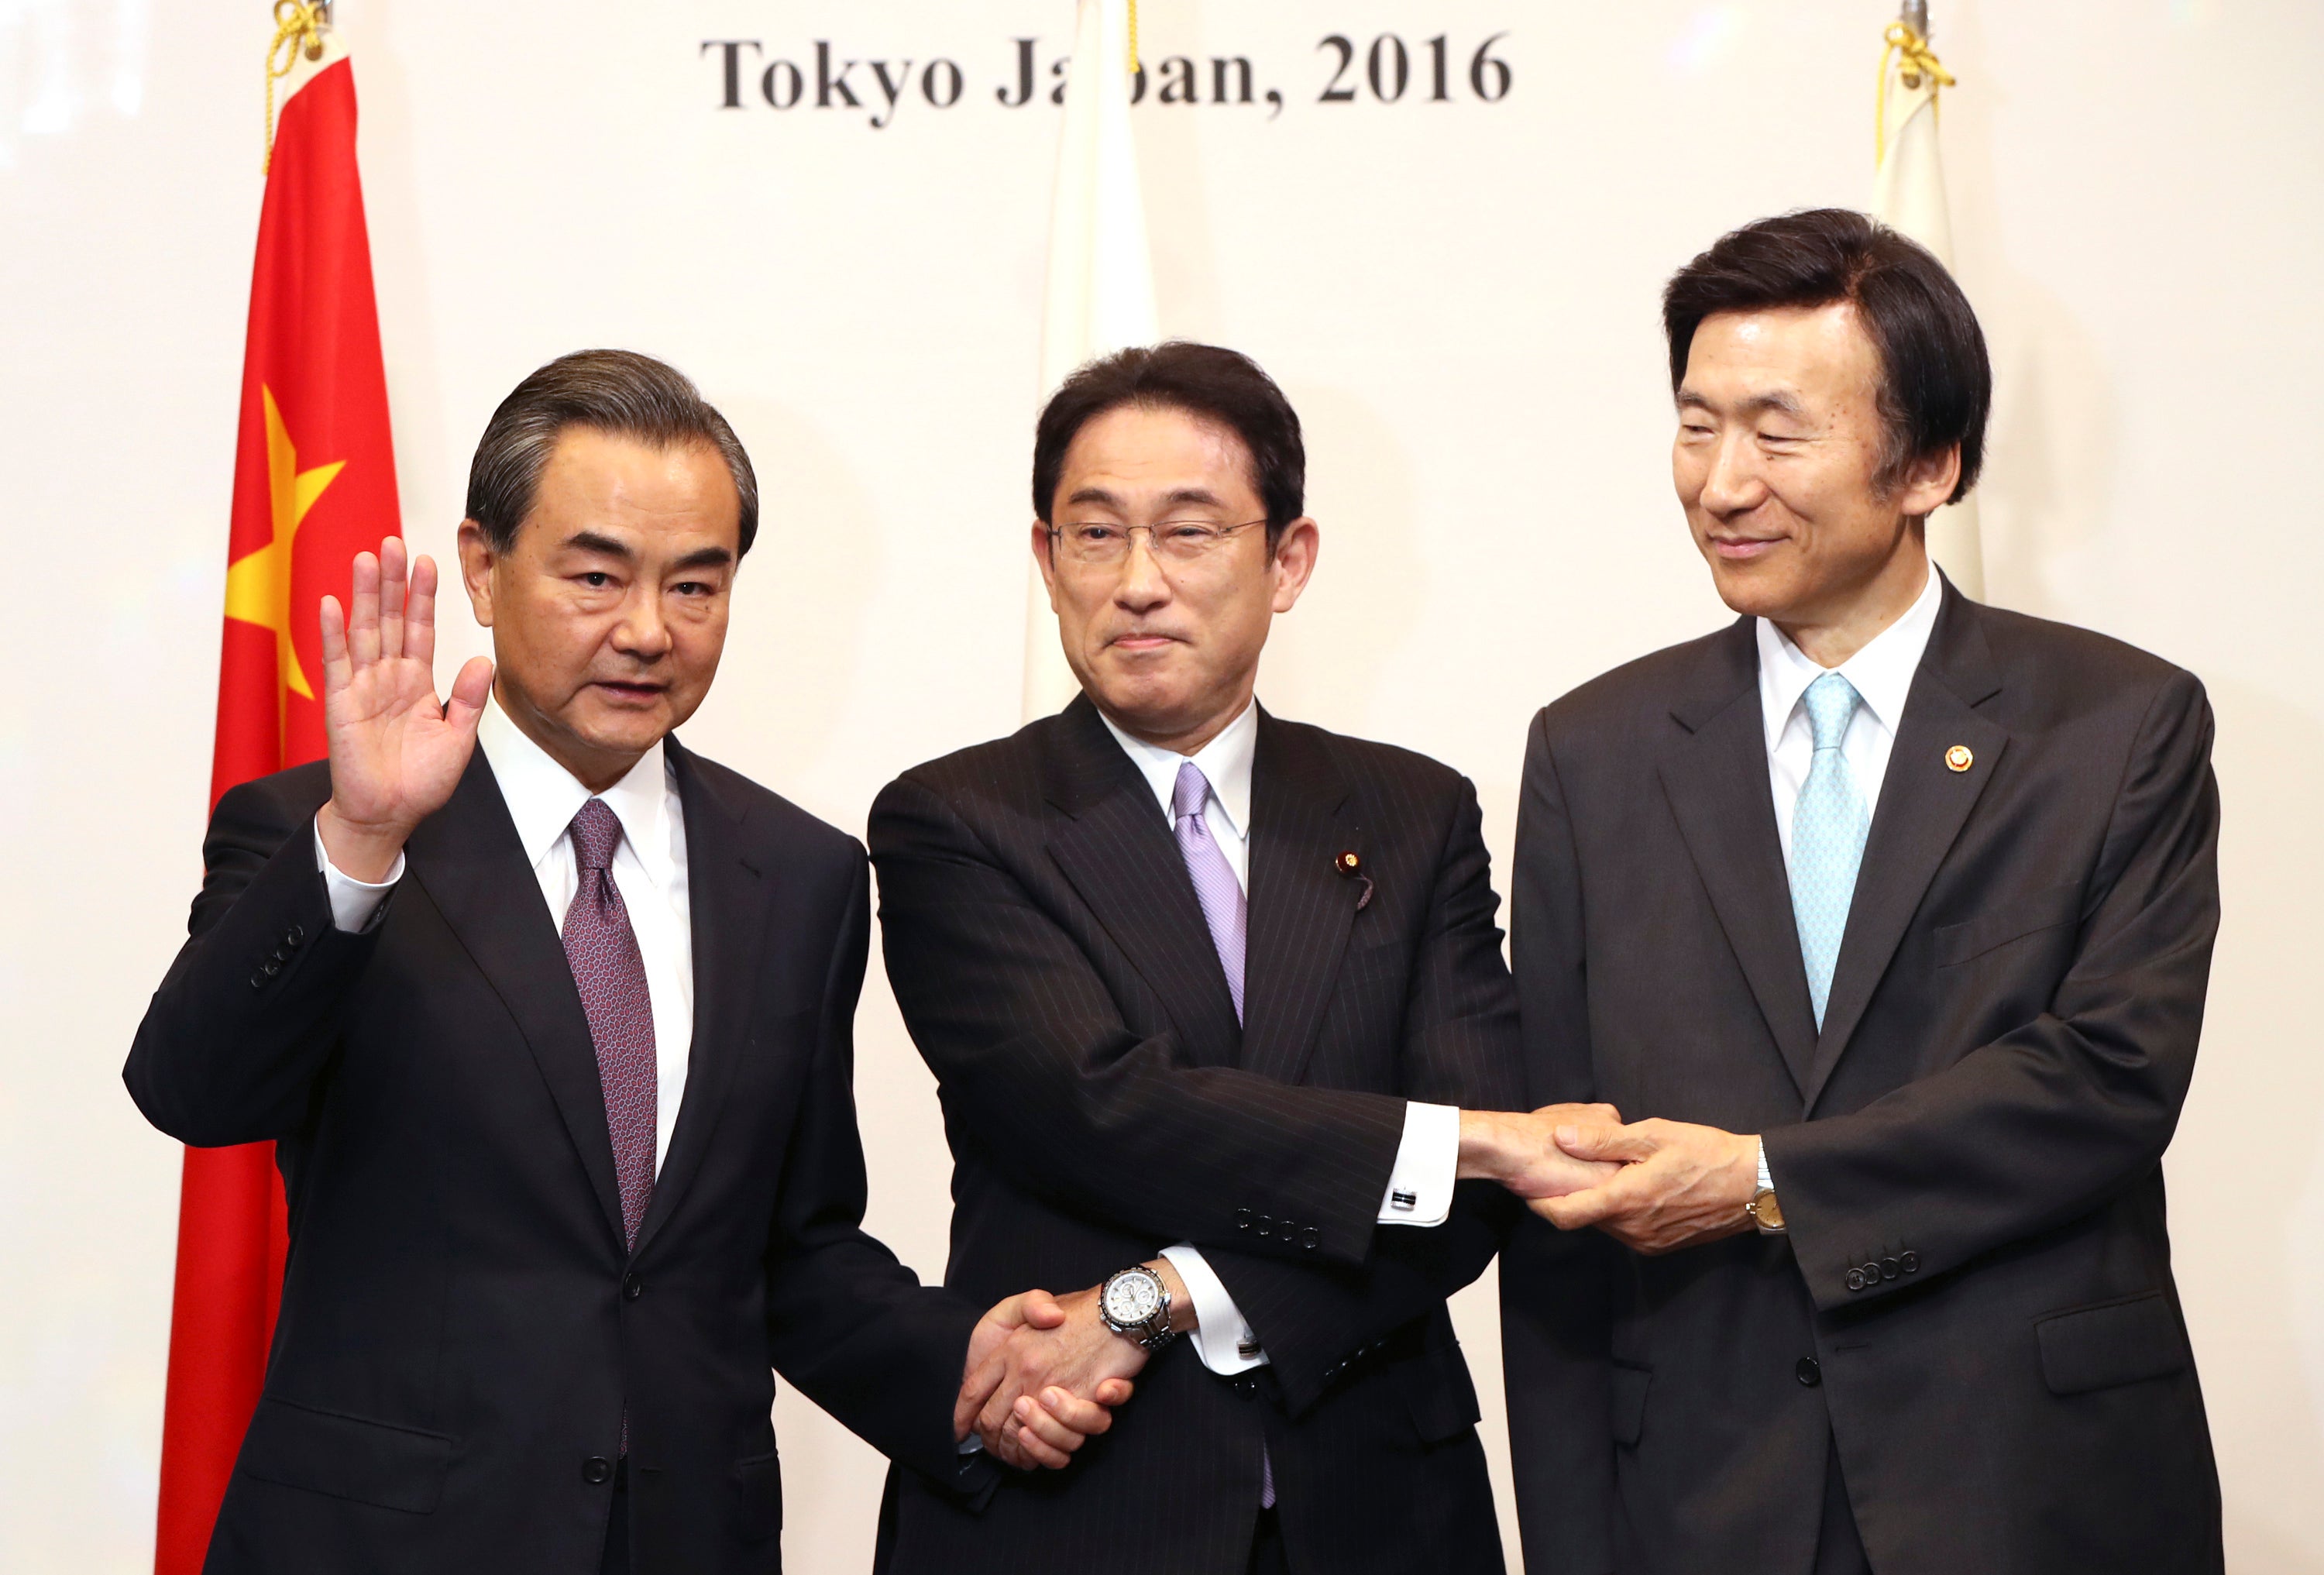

{"left": 1098, "top": 1264, "right": 1177, "bottom": 1352}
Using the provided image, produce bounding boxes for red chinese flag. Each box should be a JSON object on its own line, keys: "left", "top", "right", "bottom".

{"left": 155, "top": 44, "right": 397, "bottom": 1575}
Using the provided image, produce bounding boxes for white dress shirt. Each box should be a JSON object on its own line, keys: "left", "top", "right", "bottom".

{"left": 1757, "top": 563, "right": 1941, "bottom": 865}
{"left": 1096, "top": 700, "right": 1462, "bottom": 1376}
{"left": 315, "top": 697, "right": 696, "bottom": 1171}
{"left": 1753, "top": 562, "right": 1941, "bottom": 1198}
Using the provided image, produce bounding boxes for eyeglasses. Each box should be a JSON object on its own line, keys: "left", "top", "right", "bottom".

{"left": 1047, "top": 518, "right": 1269, "bottom": 570}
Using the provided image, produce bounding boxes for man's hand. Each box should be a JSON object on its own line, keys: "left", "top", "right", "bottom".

{"left": 957, "top": 1284, "right": 1148, "bottom": 1470}
{"left": 315, "top": 538, "right": 493, "bottom": 882}
{"left": 1533, "top": 1119, "right": 1761, "bottom": 1254}
{"left": 1457, "top": 1104, "right": 1626, "bottom": 1200}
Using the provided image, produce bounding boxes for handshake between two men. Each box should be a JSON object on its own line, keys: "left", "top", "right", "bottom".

{"left": 959, "top": 1101, "right": 1758, "bottom": 1465}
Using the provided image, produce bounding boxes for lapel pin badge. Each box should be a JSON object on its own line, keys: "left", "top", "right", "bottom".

{"left": 1945, "top": 745, "right": 1975, "bottom": 773}
{"left": 1334, "top": 850, "right": 1374, "bottom": 911}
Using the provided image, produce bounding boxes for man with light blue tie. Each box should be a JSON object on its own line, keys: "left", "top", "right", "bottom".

{"left": 868, "top": 342, "right": 1613, "bottom": 1575}
{"left": 1501, "top": 209, "right": 2224, "bottom": 1575}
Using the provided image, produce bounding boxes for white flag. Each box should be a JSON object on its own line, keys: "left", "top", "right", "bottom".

{"left": 1873, "top": 19, "right": 1985, "bottom": 600}
{"left": 1023, "top": 0, "right": 1159, "bottom": 721}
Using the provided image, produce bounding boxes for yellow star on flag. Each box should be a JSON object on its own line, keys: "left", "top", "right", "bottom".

{"left": 225, "top": 385, "right": 345, "bottom": 700}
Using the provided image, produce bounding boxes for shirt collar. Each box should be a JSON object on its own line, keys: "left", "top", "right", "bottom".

{"left": 477, "top": 694, "right": 674, "bottom": 883}
{"left": 1756, "top": 562, "right": 1942, "bottom": 749}
{"left": 1095, "top": 696, "right": 1258, "bottom": 841}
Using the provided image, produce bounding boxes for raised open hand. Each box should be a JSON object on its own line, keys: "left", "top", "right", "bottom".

{"left": 315, "top": 538, "right": 493, "bottom": 881}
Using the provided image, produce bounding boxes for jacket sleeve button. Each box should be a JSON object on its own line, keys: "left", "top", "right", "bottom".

{"left": 284, "top": 925, "right": 304, "bottom": 948}
{"left": 1844, "top": 1268, "right": 1866, "bottom": 1292}
{"left": 1900, "top": 1251, "right": 1919, "bottom": 1274}
{"left": 1235, "top": 1208, "right": 1253, "bottom": 1232}
{"left": 1301, "top": 1226, "right": 1321, "bottom": 1250}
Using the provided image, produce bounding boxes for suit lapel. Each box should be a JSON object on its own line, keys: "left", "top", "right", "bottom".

{"left": 1239, "top": 710, "right": 1360, "bottom": 1086}
{"left": 1043, "top": 696, "right": 1244, "bottom": 1070}
{"left": 1805, "top": 586, "right": 2009, "bottom": 1109}
{"left": 1656, "top": 620, "right": 1819, "bottom": 1096}
{"left": 407, "top": 751, "right": 626, "bottom": 1248}
{"left": 631, "top": 738, "right": 765, "bottom": 1259}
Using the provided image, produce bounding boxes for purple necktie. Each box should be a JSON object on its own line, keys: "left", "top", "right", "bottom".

{"left": 562, "top": 798, "right": 657, "bottom": 1250}
{"left": 1172, "top": 761, "right": 1246, "bottom": 1024}
{"left": 1170, "top": 761, "right": 1271, "bottom": 1508}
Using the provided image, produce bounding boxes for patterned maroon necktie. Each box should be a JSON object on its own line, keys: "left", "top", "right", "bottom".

{"left": 561, "top": 798, "right": 656, "bottom": 1250}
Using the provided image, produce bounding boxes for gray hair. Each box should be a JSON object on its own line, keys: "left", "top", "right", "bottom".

{"left": 465, "top": 349, "right": 759, "bottom": 553}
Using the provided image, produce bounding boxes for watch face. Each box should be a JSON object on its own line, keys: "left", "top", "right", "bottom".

{"left": 1103, "top": 1271, "right": 1161, "bottom": 1326}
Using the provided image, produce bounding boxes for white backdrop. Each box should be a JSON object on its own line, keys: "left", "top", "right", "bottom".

{"left": 6, "top": 2, "right": 2322, "bottom": 1570}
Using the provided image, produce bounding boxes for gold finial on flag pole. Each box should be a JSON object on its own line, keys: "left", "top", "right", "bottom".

{"left": 1876, "top": 9, "right": 1955, "bottom": 166}
{"left": 1127, "top": 0, "right": 1140, "bottom": 76}
{"left": 265, "top": 1, "right": 332, "bottom": 173}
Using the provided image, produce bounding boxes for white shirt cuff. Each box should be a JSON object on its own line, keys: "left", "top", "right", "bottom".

{"left": 1377, "top": 1101, "right": 1459, "bottom": 1226}
{"left": 1160, "top": 1243, "right": 1268, "bottom": 1374}
{"left": 1757, "top": 1137, "right": 1774, "bottom": 1195}
{"left": 313, "top": 815, "right": 404, "bottom": 934}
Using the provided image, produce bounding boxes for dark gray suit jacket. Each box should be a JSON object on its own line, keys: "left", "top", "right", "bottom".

{"left": 126, "top": 743, "right": 983, "bottom": 1574}
{"left": 869, "top": 696, "right": 1525, "bottom": 1575}
{"left": 1502, "top": 582, "right": 2223, "bottom": 1575}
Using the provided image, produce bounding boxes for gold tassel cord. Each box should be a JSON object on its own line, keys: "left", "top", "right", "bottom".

{"left": 1875, "top": 21, "right": 1956, "bottom": 167}
{"left": 264, "top": 0, "right": 331, "bottom": 173}
{"left": 1127, "top": 0, "right": 1140, "bottom": 77}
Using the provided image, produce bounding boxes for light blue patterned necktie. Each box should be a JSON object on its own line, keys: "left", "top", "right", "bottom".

{"left": 1789, "top": 672, "right": 1869, "bottom": 1030}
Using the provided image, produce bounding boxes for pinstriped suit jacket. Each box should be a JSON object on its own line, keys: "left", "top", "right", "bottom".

{"left": 868, "top": 696, "right": 1526, "bottom": 1575}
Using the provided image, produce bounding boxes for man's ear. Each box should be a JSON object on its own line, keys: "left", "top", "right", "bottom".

{"left": 456, "top": 520, "right": 498, "bottom": 628}
{"left": 1270, "top": 518, "right": 1321, "bottom": 614}
{"left": 1897, "top": 444, "right": 1964, "bottom": 521}
{"left": 1030, "top": 520, "right": 1061, "bottom": 610}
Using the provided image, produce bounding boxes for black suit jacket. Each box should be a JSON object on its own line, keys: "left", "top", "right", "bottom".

{"left": 125, "top": 742, "right": 982, "bottom": 1574}
{"left": 1502, "top": 583, "right": 2223, "bottom": 1575}
{"left": 867, "top": 697, "right": 1526, "bottom": 1575}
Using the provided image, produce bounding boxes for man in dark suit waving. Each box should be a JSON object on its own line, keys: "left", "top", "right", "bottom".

{"left": 869, "top": 343, "right": 1610, "bottom": 1575}
{"left": 1501, "top": 211, "right": 2223, "bottom": 1574}
{"left": 126, "top": 351, "right": 1122, "bottom": 1573}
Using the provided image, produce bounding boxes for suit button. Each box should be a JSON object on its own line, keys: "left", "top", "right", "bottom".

{"left": 1900, "top": 1251, "right": 1919, "bottom": 1274}
{"left": 1880, "top": 1256, "right": 1900, "bottom": 1281}
{"left": 261, "top": 960, "right": 282, "bottom": 978}
{"left": 249, "top": 972, "right": 266, "bottom": 989}
{"left": 1301, "top": 1226, "right": 1321, "bottom": 1251}
{"left": 1844, "top": 1268, "right": 1866, "bottom": 1293}
{"left": 1235, "top": 1208, "right": 1253, "bottom": 1232}
{"left": 1796, "top": 1357, "right": 1822, "bottom": 1387}
{"left": 1861, "top": 1261, "right": 1881, "bottom": 1285}
{"left": 1254, "top": 1215, "right": 1273, "bottom": 1238}
{"left": 624, "top": 1273, "right": 645, "bottom": 1301}
{"left": 284, "top": 925, "right": 304, "bottom": 948}
{"left": 583, "top": 1456, "right": 614, "bottom": 1485}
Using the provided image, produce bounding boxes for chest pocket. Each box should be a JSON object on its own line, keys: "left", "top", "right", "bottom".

{"left": 1934, "top": 879, "right": 2082, "bottom": 968}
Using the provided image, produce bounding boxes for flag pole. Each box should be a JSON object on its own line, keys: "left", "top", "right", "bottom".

{"left": 1872, "top": 0, "right": 1985, "bottom": 599}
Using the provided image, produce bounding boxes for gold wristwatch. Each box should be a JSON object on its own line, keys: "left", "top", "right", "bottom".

{"left": 1746, "top": 1139, "right": 1786, "bottom": 1235}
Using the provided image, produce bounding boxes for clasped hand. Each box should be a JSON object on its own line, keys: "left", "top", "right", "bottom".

{"left": 1536, "top": 1115, "right": 1762, "bottom": 1254}
{"left": 959, "top": 1288, "right": 1143, "bottom": 1470}
{"left": 1468, "top": 1105, "right": 1762, "bottom": 1255}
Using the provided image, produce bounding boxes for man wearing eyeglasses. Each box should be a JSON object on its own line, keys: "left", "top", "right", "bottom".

{"left": 866, "top": 342, "right": 1607, "bottom": 1575}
